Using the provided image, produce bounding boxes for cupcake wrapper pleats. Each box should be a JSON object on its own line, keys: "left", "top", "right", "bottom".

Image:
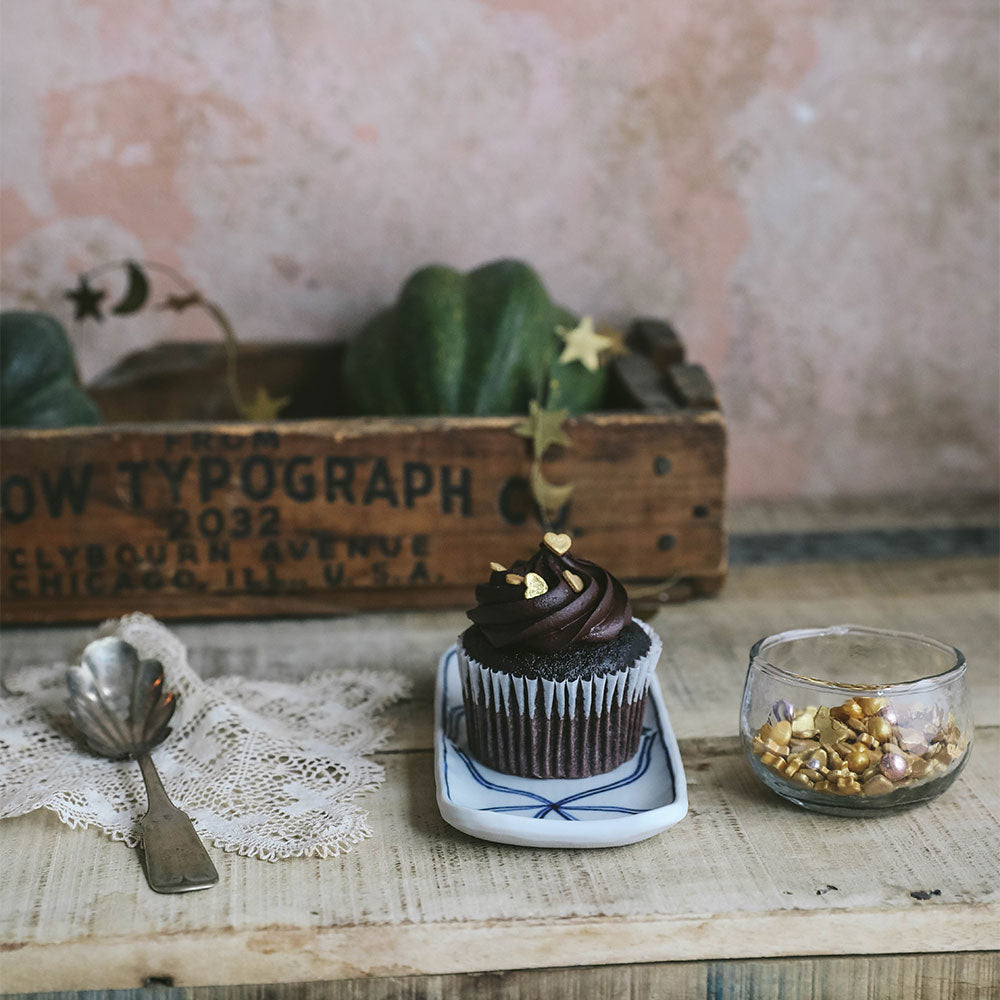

{"left": 457, "top": 618, "right": 662, "bottom": 779}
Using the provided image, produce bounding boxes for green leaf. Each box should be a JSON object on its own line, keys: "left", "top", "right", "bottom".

{"left": 1, "top": 311, "right": 101, "bottom": 427}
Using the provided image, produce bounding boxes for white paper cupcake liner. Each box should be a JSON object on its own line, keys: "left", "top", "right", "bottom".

{"left": 456, "top": 618, "right": 662, "bottom": 778}
{"left": 458, "top": 618, "right": 661, "bottom": 721}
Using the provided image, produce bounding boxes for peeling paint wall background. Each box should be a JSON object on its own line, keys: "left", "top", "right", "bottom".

{"left": 1, "top": 0, "right": 997, "bottom": 500}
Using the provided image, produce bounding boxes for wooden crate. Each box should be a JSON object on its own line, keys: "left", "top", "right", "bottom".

{"left": 0, "top": 320, "right": 726, "bottom": 624}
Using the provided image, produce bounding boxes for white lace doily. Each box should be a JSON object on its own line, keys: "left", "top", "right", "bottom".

{"left": 0, "top": 612, "right": 410, "bottom": 860}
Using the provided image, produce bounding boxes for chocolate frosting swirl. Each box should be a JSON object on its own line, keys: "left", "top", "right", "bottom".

{"left": 466, "top": 542, "right": 632, "bottom": 653}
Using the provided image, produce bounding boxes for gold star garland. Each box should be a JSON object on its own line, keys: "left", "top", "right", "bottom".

{"left": 556, "top": 316, "right": 616, "bottom": 372}
{"left": 67, "top": 260, "right": 289, "bottom": 421}
{"left": 513, "top": 316, "right": 623, "bottom": 525}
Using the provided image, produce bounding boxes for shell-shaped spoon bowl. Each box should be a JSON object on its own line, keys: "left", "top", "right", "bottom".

{"left": 67, "top": 637, "right": 176, "bottom": 759}
{"left": 66, "top": 637, "right": 218, "bottom": 894}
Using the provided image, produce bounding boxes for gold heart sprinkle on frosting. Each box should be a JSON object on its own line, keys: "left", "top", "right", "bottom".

{"left": 505, "top": 573, "right": 524, "bottom": 586}
{"left": 524, "top": 571, "right": 549, "bottom": 598}
{"left": 490, "top": 562, "right": 506, "bottom": 572}
{"left": 563, "top": 569, "right": 584, "bottom": 593}
{"left": 543, "top": 531, "right": 572, "bottom": 555}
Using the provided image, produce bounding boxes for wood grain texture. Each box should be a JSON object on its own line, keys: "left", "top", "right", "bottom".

{"left": 0, "top": 407, "right": 725, "bottom": 625}
{"left": 728, "top": 494, "right": 1000, "bottom": 535}
{"left": 7, "top": 953, "right": 1000, "bottom": 1000}
{"left": 1, "top": 548, "right": 996, "bottom": 993}
{"left": 1, "top": 731, "right": 997, "bottom": 991}
{"left": 0, "top": 328, "right": 727, "bottom": 626}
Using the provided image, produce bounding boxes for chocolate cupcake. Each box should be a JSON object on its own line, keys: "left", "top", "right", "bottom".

{"left": 457, "top": 532, "right": 662, "bottom": 778}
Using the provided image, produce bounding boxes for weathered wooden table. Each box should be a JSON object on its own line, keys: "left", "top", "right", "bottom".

{"left": 2, "top": 500, "right": 998, "bottom": 999}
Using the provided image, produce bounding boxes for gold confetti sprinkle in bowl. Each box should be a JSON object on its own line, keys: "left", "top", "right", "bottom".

{"left": 740, "top": 625, "right": 972, "bottom": 816}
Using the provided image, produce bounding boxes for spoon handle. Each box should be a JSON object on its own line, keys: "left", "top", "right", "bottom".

{"left": 137, "top": 754, "right": 219, "bottom": 894}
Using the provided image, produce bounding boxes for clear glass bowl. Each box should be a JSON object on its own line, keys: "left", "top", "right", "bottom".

{"left": 740, "top": 625, "right": 972, "bottom": 816}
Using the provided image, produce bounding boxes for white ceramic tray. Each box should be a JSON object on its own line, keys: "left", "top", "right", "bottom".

{"left": 434, "top": 644, "right": 688, "bottom": 848}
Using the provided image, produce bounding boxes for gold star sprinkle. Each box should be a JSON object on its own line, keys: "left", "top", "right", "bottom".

{"left": 505, "top": 573, "right": 524, "bottom": 586}
{"left": 543, "top": 531, "right": 572, "bottom": 555}
{"left": 490, "top": 562, "right": 506, "bottom": 572}
{"left": 524, "top": 572, "right": 549, "bottom": 598}
{"left": 556, "top": 316, "right": 615, "bottom": 373}
{"left": 563, "top": 569, "right": 584, "bottom": 593}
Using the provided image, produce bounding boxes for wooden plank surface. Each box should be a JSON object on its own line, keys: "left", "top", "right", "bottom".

{"left": 1, "top": 533, "right": 997, "bottom": 994}
{"left": 728, "top": 492, "right": 999, "bottom": 535}
{"left": 7, "top": 952, "right": 1000, "bottom": 1000}
{"left": 5, "top": 557, "right": 997, "bottom": 753}
{"left": 3, "top": 729, "right": 997, "bottom": 961}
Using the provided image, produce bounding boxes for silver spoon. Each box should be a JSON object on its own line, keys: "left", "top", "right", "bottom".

{"left": 66, "top": 636, "right": 219, "bottom": 894}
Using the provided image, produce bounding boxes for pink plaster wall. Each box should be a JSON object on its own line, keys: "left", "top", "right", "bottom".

{"left": 2, "top": 0, "right": 997, "bottom": 500}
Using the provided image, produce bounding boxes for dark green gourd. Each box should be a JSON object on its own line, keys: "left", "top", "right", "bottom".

{"left": 0, "top": 311, "right": 101, "bottom": 428}
{"left": 343, "top": 259, "right": 607, "bottom": 416}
